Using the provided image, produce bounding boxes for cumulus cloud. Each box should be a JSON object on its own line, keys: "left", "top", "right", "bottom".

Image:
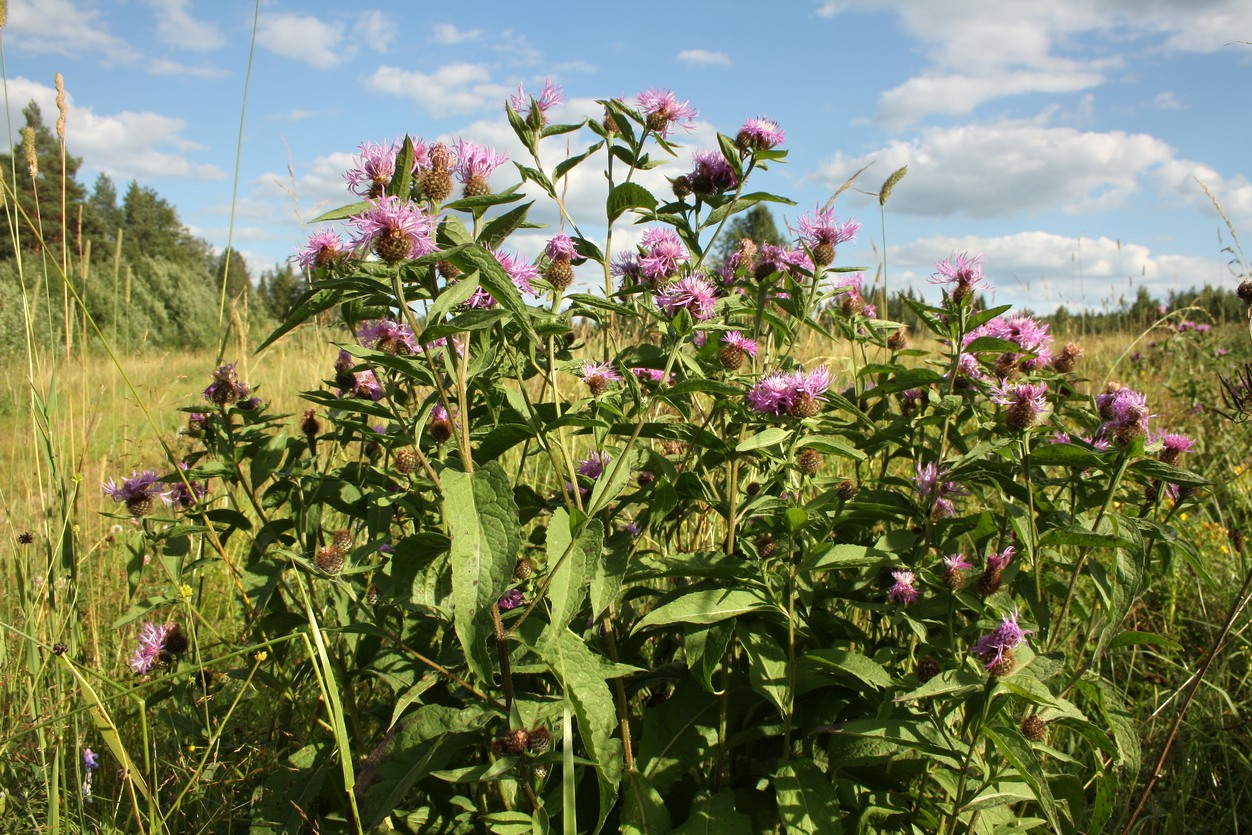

{"left": 809, "top": 120, "right": 1178, "bottom": 218}
{"left": 430, "top": 23, "right": 482, "bottom": 44}
{"left": 6, "top": 0, "right": 139, "bottom": 64}
{"left": 353, "top": 10, "right": 395, "bottom": 52}
{"left": 257, "top": 12, "right": 345, "bottom": 69}
{"left": 815, "top": 0, "right": 1252, "bottom": 126}
{"left": 147, "top": 0, "right": 224, "bottom": 52}
{"left": 365, "top": 63, "right": 510, "bottom": 117}
{"left": 889, "top": 231, "right": 1229, "bottom": 310}
{"left": 147, "top": 58, "right": 230, "bottom": 79}
{"left": 677, "top": 49, "right": 732, "bottom": 68}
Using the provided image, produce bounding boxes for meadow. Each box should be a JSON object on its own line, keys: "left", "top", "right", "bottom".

{"left": 3, "top": 78, "right": 1252, "bottom": 835}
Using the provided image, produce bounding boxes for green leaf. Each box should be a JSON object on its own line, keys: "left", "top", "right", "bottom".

{"left": 1038, "top": 526, "right": 1134, "bottom": 549}
{"left": 386, "top": 136, "right": 415, "bottom": 199}
{"left": 1108, "top": 630, "right": 1183, "bottom": 651}
{"left": 894, "top": 669, "right": 985, "bottom": 703}
{"left": 1029, "top": 442, "right": 1104, "bottom": 468}
{"left": 802, "top": 543, "right": 884, "bottom": 571}
{"left": 591, "top": 531, "right": 631, "bottom": 620}
{"left": 479, "top": 202, "right": 535, "bottom": 251}
{"left": 1128, "top": 458, "right": 1211, "bottom": 488}
{"left": 444, "top": 244, "right": 539, "bottom": 343}
{"left": 735, "top": 427, "right": 790, "bottom": 452}
{"left": 607, "top": 182, "right": 657, "bottom": 221}
{"left": 672, "top": 791, "right": 751, "bottom": 834}
{"left": 249, "top": 432, "right": 289, "bottom": 487}
{"left": 700, "top": 192, "right": 797, "bottom": 230}
{"left": 984, "top": 725, "right": 1063, "bottom": 835}
{"left": 684, "top": 621, "right": 733, "bottom": 693}
{"left": 632, "top": 587, "right": 769, "bottom": 633}
{"left": 739, "top": 624, "right": 790, "bottom": 715}
{"left": 774, "top": 762, "right": 841, "bottom": 834}
{"left": 445, "top": 463, "right": 521, "bottom": 685}
{"left": 797, "top": 435, "right": 867, "bottom": 460}
{"left": 310, "top": 200, "right": 368, "bottom": 223}
{"left": 638, "top": 680, "right": 720, "bottom": 794}
{"left": 554, "top": 141, "right": 605, "bottom": 182}
{"left": 802, "top": 648, "right": 893, "bottom": 690}
{"left": 621, "top": 770, "right": 672, "bottom": 834}
{"left": 545, "top": 510, "right": 603, "bottom": 634}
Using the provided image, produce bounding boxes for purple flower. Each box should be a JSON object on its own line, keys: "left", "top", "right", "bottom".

{"left": 333, "top": 349, "right": 384, "bottom": 401}
{"left": 498, "top": 589, "right": 525, "bottom": 611}
{"left": 966, "top": 315, "right": 1054, "bottom": 371}
{"left": 721, "top": 331, "right": 758, "bottom": 357}
{"left": 348, "top": 195, "right": 438, "bottom": 263}
{"left": 635, "top": 88, "right": 698, "bottom": 137}
{"left": 103, "top": 470, "right": 170, "bottom": 517}
{"left": 580, "top": 361, "right": 624, "bottom": 395}
{"left": 546, "top": 233, "right": 577, "bottom": 261}
{"left": 916, "top": 462, "right": 963, "bottom": 519}
{"left": 798, "top": 207, "right": 859, "bottom": 267}
{"left": 357, "top": 319, "right": 418, "bottom": 355}
{"left": 83, "top": 748, "right": 99, "bottom": 771}
{"left": 687, "top": 150, "right": 739, "bottom": 197}
{"left": 453, "top": 139, "right": 509, "bottom": 196}
{"left": 296, "top": 230, "right": 346, "bottom": 270}
{"left": 656, "top": 274, "right": 719, "bottom": 321}
{"left": 1156, "top": 432, "right": 1194, "bottom": 465}
{"left": 168, "top": 462, "right": 207, "bottom": 509}
{"left": 736, "top": 116, "right": 784, "bottom": 151}
{"left": 203, "top": 362, "right": 251, "bottom": 406}
{"left": 465, "top": 249, "right": 540, "bottom": 308}
{"left": 746, "top": 367, "right": 831, "bottom": 418}
{"left": 639, "top": 228, "right": 689, "bottom": 285}
{"left": 888, "top": 569, "right": 920, "bottom": 606}
{"left": 1096, "top": 386, "right": 1151, "bottom": 445}
{"left": 944, "top": 553, "right": 973, "bottom": 572}
{"left": 611, "top": 251, "right": 643, "bottom": 287}
{"left": 930, "top": 252, "right": 987, "bottom": 301}
{"left": 344, "top": 139, "right": 429, "bottom": 198}
{"left": 509, "top": 78, "right": 563, "bottom": 126}
{"left": 577, "top": 451, "right": 612, "bottom": 480}
{"left": 971, "top": 610, "right": 1031, "bottom": 671}
{"left": 991, "top": 381, "right": 1050, "bottom": 431}
{"left": 129, "top": 621, "right": 173, "bottom": 674}
{"left": 986, "top": 546, "right": 1015, "bottom": 572}
{"left": 632, "top": 367, "right": 671, "bottom": 386}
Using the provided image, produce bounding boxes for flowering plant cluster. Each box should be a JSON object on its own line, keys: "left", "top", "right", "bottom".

{"left": 95, "top": 81, "right": 1212, "bottom": 832}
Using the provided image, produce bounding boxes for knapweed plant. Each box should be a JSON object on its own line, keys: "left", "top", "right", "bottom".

{"left": 93, "top": 85, "right": 1207, "bottom": 833}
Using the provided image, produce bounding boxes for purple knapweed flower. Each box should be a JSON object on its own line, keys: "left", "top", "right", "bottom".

{"left": 930, "top": 252, "right": 987, "bottom": 303}
{"left": 168, "top": 461, "right": 206, "bottom": 509}
{"left": 639, "top": 228, "right": 689, "bottom": 285}
{"left": 655, "top": 274, "right": 719, "bottom": 321}
{"left": 344, "top": 139, "right": 428, "bottom": 199}
{"left": 203, "top": 362, "right": 251, "bottom": 406}
{"left": 453, "top": 139, "right": 509, "bottom": 197}
{"left": 296, "top": 230, "right": 347, "bottom": 270}
{"left": 577, "top": 451, "right": 612, "bottom": 480}
{"left": 357, "top": 319, "right": 418, "bottom": 355}
{"left": 103, "top": 470, "right": 170, "bottom": 518}
{"left": 348, "top": 195, "right": 438, "bottom": 263}
{"left": 580, "top": 361, "right": 624, "bottom": 395}
{"left": 888, "top": 569, "right": 920, "bottom": 606}
{"left": 1096, "top": 385, "right": 1151, "bottom": 445}
{"left": 635, "top": 88, "right": 698, "bottom": 137}
{"left": 129, "top": 621, "right": 173, "bottom": 674}
{"left": 546, "top": 233, "right": 577, "bottom": 261}
{"left": 967, "top": 315, "right": 1054, "bottom": 371}
{"left": 465, "top": 249, "right": 541, "bottom": 308}
{"left": 736, "top": 116, "right": 784, "bottom": 151}
{"left": 509, "top": 78, "right": 563, "bottom": 127}
{"left": 333, "top": 349, "right": 384, "bottom": 401}
{"left": 746, "top": 367, "right": 831, "bottom": 418}
{"left": 916, "top": 462, "right": 964, "bottom": 519}
{"left": 1156, "top": 432, "right": 1194, "bottom": 465}
{"left": 991, "top": 381, "right": 1050, "bottom": 432}
{"left": 497, "top": 589, "right": 525, "bottom": 611}
{"left": 632, "top": 367, "right": 672, "bottom": 386}
{"left": 687, "top": 150, "right": 739, "bottom": 197}
{"left": 986, "top": 546, "right": 1015, "bottom": 572}
{"left": 832, "top": 271, "right": 871, "bottom": 316}
{"left": 972, "top": 610, "right": 1031, "bottom": 673}
{"left": 611, "top": 251, "right": 643, "bottom": 287}
{"left": 798, "top": 207, "right": 859, "bottom": 267}
{"left": 718, "top": 331, "right": 759, "bottom": 371}
{"left": 941, "top": 552, "right": 973, "bottom": 590}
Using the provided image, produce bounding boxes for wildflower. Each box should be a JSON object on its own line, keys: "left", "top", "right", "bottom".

{"left": 498, "top": 589, "right": 525, "bottom": 611}
{"left": 344, "top": 138, "right": 428, "bottom": 199}
{"left": 296, "top": 230, "right": 347, "bottom": 270}
{"left": 1021, "top": 714, "right": 1047, "bottom": 741}
{"left": 1096, "top": 385, "right": 1151, "bottom": 445}
{"left": 509, "top": 78, "right": 563, "bottom": 128}
{"left": 798, "top": 207, "right": 859, "bottom": 267}
{"left": 796, "top": 447, "right": 822, "bottom": 475}
{"left": 978, "top": 546, "right": 1015, "bottom": 595}
{"left": 972, "top": 610, "right": 1031, "bottom": 675}
{"left": 577, "top": 451, "right": 612, "bottom": 480}
{"left": 428, "top": 404, "right": 456, "bottom": 444}
{"left": 453, "top": 139, "right": 509, "bottom": 197}
{"left": 635, "top": 88, "right": 698, "bottom": 137}
{"left": 991, "top": 381, "right": 1050, "bottom": 432}
{"left": 833, "top": 272, "right": 868, "bottom": 316}
{"left": 544, "top": 233, "right": 577, "bottom": 290}
{"left": 888, "top": 327, "right": 909, "bottom": 351}
{"left": 1053, "top": 341, "right": 1083, "bottom": 374}
{"left": 466, "top": 249, "right": 541, "bottom": 308}
{"left": 942, "top": 553, "right": 972, "bottom": 590}
{"left": 888, "top": 569, "right": 920, "bottom": 606}
{"left": 420, "top": 141, "right": 455, "bottom": 202}
{"left": 915, "top": 462, "right": 963, "bottom": 519}
{"left": 129, "top": 621, "right": 186, "bottom": 674}
{"left": 639, "top": 228, "right": 689, "bottom": 286}
{"left": 580, "top": 361, "right": 623, "bottom": 395}
{"left": 348, "top": 195, "right": 438, "bottom": 264}
{"left": 966, "top": 315, "right": 1054, "bottom": 372}
{"left": 333, "top": 349, "right": 384, "bottom": 401}
{"left": 746, "top": 367, "right": 831, "bottom": 418}
{"left": 203, "top": 362, "right": 251, "bottom": 406}
{"left": 186, "top": 412, "right": 211, "bottom": 437}
{"left": 1156, "top": 433, "right": 1194, "bottom": 466}
{"left": 655, "top": 274, "right": 719, "bottom": 321}
{"left": 736, "top": 116, "right": 784, "bottom": 151}
{"left": 103, "top": 470, "right": 170, "bottom": 518}
{"left": 687, "top": 150, "right": 739, "bottom": 197}
{"left": 930, "top": 252, "right": 987, "bottom": 303}
{"left": 357, "top": 319, "right": 418, "bottom": 355}
{"left": 167, "top": 462, "right": 206, "bottom": 509}
{"left": 82, "top": 748, "right": 99, "bottom": 800}
{"left": 718, "top": 331, "right": 758, "bottom": 370}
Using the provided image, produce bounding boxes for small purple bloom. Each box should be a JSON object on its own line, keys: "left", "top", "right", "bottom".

{"left": 1156, "top": 432, "right": 1194, "bottom": 465}
{"left": 639, "top": 228, "right": 689, "bottom": 284}
{"left": 497, "top": 589, "right": 525, "bottom": 611}
{"left": 1096, "top": 386, "right": 1151, "bottom": 445}
{"left": 736, "top": 116, "right": 785, "bottom": 150}
{"left": 344, "top": 138, "right": 428, "bottom": 198}
{"left": 103, "top": 470, "right": 170, "bottom": 516}
{"left": 986, "top": 546, "right": 1015, "bottom": 572}
{"left": 971, "top": 610, "right": 1031, "bottom": 671}
{"left": 129, "top": 621, "right": 172, "bottom": 674}
{"left": 687, "top": 150, "right": 739, "bottom": 196}
{"left": 465, "top": 249, "right": 541, "bottom": 308}
{"left": 296, "top": 230, "right": 346, "bottom": 270}
{"left": 203, "top": 362, "right": 251, "bottom": 406}
{"left": 546, "top": 233, "right": 577, "bottom": 261}
{"left": 966, "top": 315, "right": 1053, "bottom": 370}
{"left": 943, "top": 553, "right": 973, "bottom": 572}
{"left": 577, "top": 451, "right": 612, "bottom": 480}
{"left": 746, "top": 366, "right": 831, "bottom": 418}
{"left": 888, "top": 569, "right": 920, "bottom": 606}
{"left": 721, "top": 331, "right": 758, "bottom": 357}
{"left": 509, "top": 78, "right": 563, "bottom": 126}
{"left": 798, "top": 207, "right": 859, "bottom": 250}
{"left": 991, "top": 381, "right": 1050, "bottom": 431}
{"left": 656, "top": 274, "right": 719, "bottom": 321}
{"left": 635, "top": 88, "right": 698, "bottom": 137}
{"left": 348, "top": 195, "right": 438, "bottom": 263}
{"left": 453, "top": 139, "right": 509, "bottom": 188}
{"left": 930, "top": 252, "right": 987, "bottom": 292}
{"left": 168, "top": 461, "right": 207, "bottom": 509}
{"left": 632, "top": 367, "right": 672, "bottom": 386}
{"left": 916, "top": 462, "right": 963, "bottom": 519}
{"left": 357, "top": 319, "right": 418, "bottom": 355}
{"left": 580, "top": 361, "right": 624, "bottom": 395}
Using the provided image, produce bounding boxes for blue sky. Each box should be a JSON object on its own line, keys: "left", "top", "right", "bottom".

{"left": 3, "top": 0, "right": 1251, "bottom": 312}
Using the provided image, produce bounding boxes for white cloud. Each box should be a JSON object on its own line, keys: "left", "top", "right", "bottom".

{"left": 353, "top": 10, "right": 395, "bottom": 53}
{"left": 147, "top": 0, "right": 224, "bottom": 52}
{"left": 810, "top": 120, "right": 1177, "bottom": 218}
{"left": 1155, "top": 159, "right": 1252, "bottom": 218}
{"left": 257, "top": 12, "right": 344, "bottom": 69}
{"left": 6, "top": 0, "right": 139, "bottom": 64}
{"left": 147, "top": 58, "right": 230, "bottom": 80}
{"left": 493, "top": 30, "right": 543, "bottom": 66}
{"left": 677, "top": 49, "right": 732, "bottom": 68}
{"left": 889, "top": 231, "right": 1229, "bottom": 310}
{"left": 430, "top": 23, "right": 482, "bottom": 44}
{"left": 876, "top": 69, "right": 1106, "bottom": 129}
{"left": 365, "top": 63, "right": 510, "bottom": 118}
{"left": 1150, "top": 91, "right": 1184, "bottom": 110}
